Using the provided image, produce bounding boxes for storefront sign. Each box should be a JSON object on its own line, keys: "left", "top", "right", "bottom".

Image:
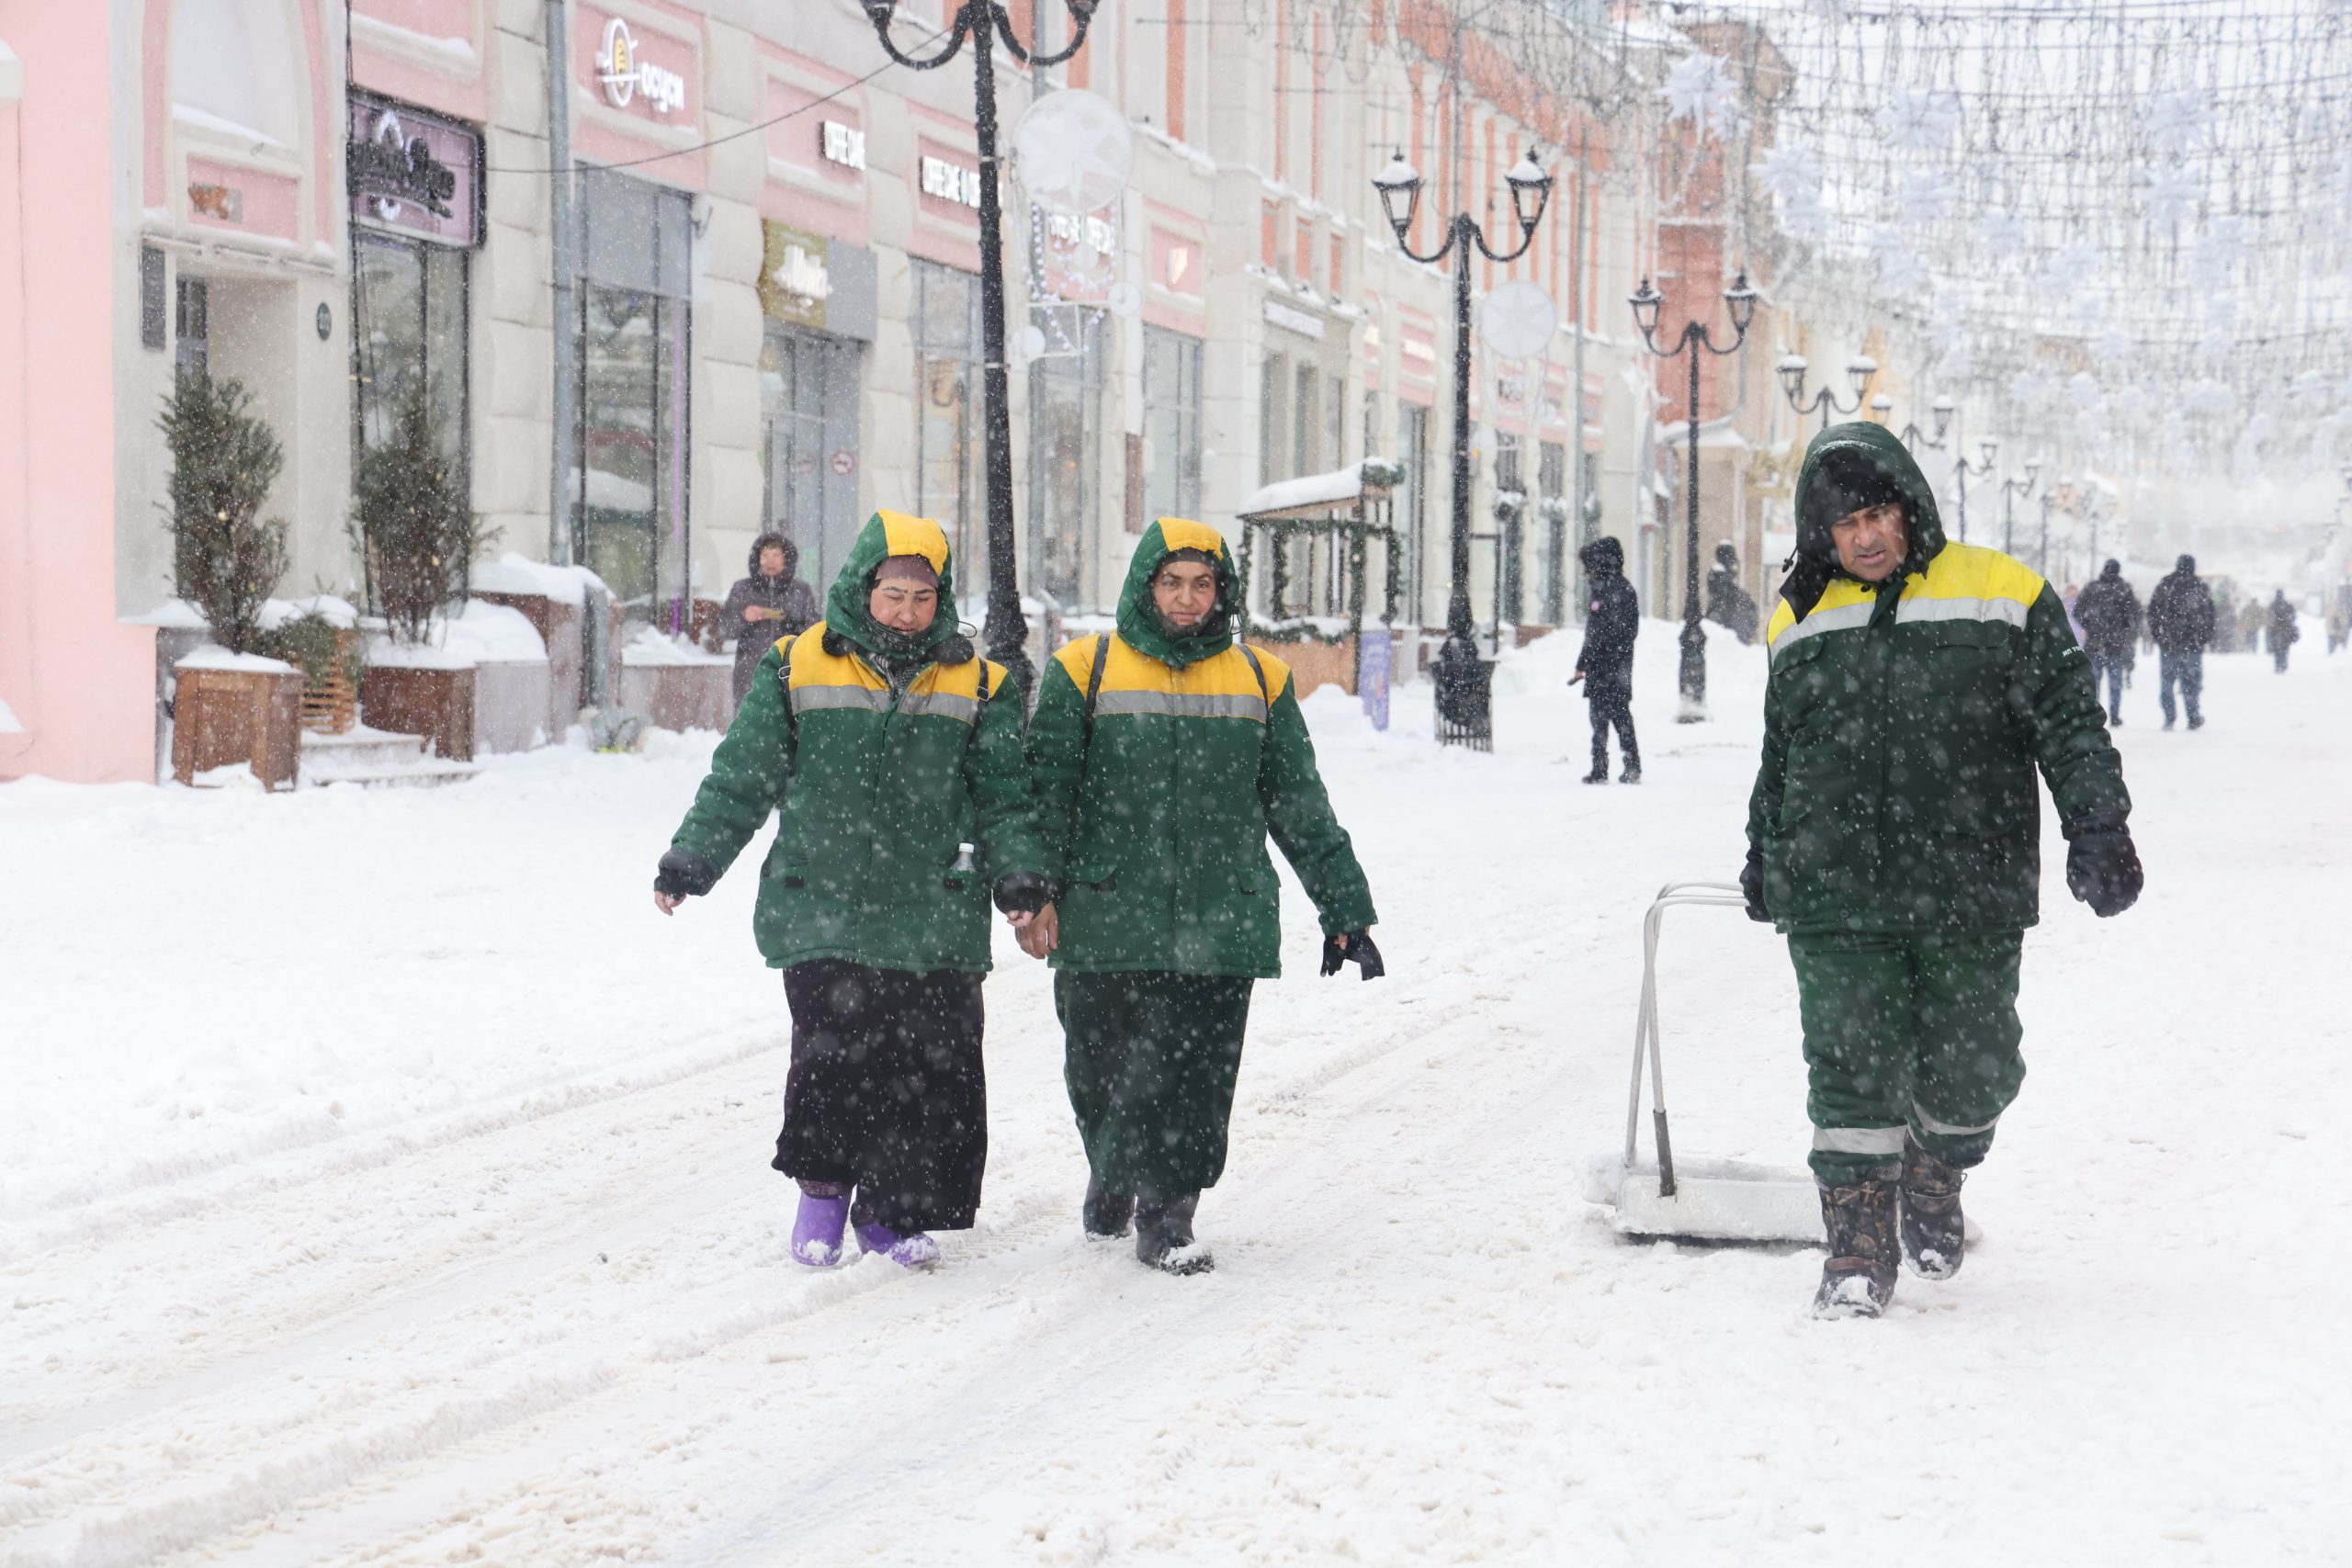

{"left": 347, "top": 95, "right": 481, "bottom": 247}
{"left": 596, "top": 17, "right": 687, "bottom": 115}
{"left": 1151, "top": 227, "right": 1197, "bottom": 294}
{"left": 821, "top": 120, "right": 866, "bottom": 170}
{"left": 1263, "top": 298, "right": 1326, "bottom": 340}
{"left": 830, "top": 449, "right": 856, "bottom": 477}
{"left": 1359, "top": 626, "right": 1393, "bottom": 731}
{"left": 188, "top": 183, "right": 242, "bottom": 223}
{"left": 760, "top": 220, "right": 831, "bottom": 330}
{"left": 921, "top": 155, "right": 984, "bottom": 209}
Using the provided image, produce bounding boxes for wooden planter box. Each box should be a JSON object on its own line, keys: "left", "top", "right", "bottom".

{"left": 173, "top": 664, "right": 304, "bottom": 790}
{"left": 361, "top": 664, "right": 478, "bottom": 761}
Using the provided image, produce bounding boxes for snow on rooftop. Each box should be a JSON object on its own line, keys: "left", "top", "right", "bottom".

{"left": 471, "top": 551, "right": 613, "bottom": 608}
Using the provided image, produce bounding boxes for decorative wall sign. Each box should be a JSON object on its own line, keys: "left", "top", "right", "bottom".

{"left": 1263, "top": 297, "right": 1326, "bottom": 340}
{"left": 921, "top": 155, "right": 984, "bottom": 209}
{"left": 347, "top": 94, "right": 482, "bottom": 247}
{"left": 820, "top": 120, "right": 866, "bottom": 170}
{"left": 595, "top": 17, "right": 687, "bottom": 116}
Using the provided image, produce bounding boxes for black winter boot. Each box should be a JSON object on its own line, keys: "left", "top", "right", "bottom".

{"left": 1135, "top": 1192, "right": 1213, "bottom": 1275}
{"left": 1899, "top": 1137, "right": 1968, "bottom": 1280}
{"left": 1812, "top": 1176, "right": 1899, "bottom": 1319}
{"left": 1082, "top": 1175, "right": 1135, "bottom": 1239}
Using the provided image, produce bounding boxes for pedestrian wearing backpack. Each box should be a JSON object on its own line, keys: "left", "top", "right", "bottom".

{"left": 652, "top": 511, "right": 1046, "bottom": 1271}
{"left": 1019, "top": 520, "right": 1381, "bottom": 1274}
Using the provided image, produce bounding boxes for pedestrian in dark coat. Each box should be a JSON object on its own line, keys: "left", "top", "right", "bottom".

{"left": 2268, "top": 591, "right": 2300, "bottom": 672}
{"left": 2145, "top": 555, "right": 2215, "bottom": 729}
{"left": 1742, "top": 422, "right": 2138, "bottom": 1320}
{"left": 2240, "top": 599, "right": 2266, "bottom": 658}
{"left": 720, "top": 533, "right": 821, "bottom": 706}
{"left": 2074, "top": 559, "right": 2142, "bottom": 724}
{"left": 1705, "top": 542, "right": 1759, "bottom": 645}
{"left": 654, "top": 511, "right": 1046, "bottom": 1272}
{"left": 1573, "top": 536, "right": 1641, "bottom": 784}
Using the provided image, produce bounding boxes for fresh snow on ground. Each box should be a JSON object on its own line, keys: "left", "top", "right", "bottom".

{"left": 4, "top": 626, "right": 2346, "bottom": 1564}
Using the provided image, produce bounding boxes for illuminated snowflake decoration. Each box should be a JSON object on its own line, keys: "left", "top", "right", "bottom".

{"left": 1869, "top": 224, "right": 1927, "bottom": 295}
{"left": 1880, "top": 89, "right": 1962, "bottom": 152}
{"left": 2141, "top": 164, "right": 2199, "bottom": 229}
{"left": 1897, "top": 171, "right": 1951, "bottom": 225}
{"left": 2145, "top": 89, "right": 2211, "bottom": 156}
{"left": 1662, "top": 53, "right": 1743, "bottom": 140}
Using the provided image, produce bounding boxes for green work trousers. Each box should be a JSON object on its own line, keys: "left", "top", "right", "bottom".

{"left": 1788, "top": 930, "right": 2028, "bottom": 1185}
{"left": 1056, "top": 969, "right": 1256, "bottom": 1198}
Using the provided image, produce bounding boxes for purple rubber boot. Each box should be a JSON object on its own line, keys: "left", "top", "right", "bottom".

{"left": 854, "top": 1222, "right": 941, "bottom": 1269}
{"left": 790, "top": 1189, "right": 850, "bottom": 1268}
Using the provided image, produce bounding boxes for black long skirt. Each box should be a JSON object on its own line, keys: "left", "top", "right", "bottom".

{"left": 772, "top": 959, "right": 988, "bottom": 1232}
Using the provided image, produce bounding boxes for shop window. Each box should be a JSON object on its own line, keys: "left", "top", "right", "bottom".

{"left": 1026, "top": 307, "right": 1104, "bottom": 606}
{"left": 1396, "top": 401, "right": 1430, "bottom": 624}
{"left": 355, "top": 235, "right": 469, "bottom": 462}
{"left": 913, "top": 260, "right": 987, "bottom": 596}
{"left": 175, "top": 277, "right": 209, "bottom": 378}
{"left": 1141, "top": 325, "right": 1203, "bottom": 526}
{"left": 760, "top": 323, "right": 863, "bottom": 593}
{"left": 1535, "top": 440, "right": 1566, "bottom": 625}
{"left": 572, "top": 170, "right": 693, "bottom": 624}
{"left": 1259, "top": 351, "right": 1288, "bottom": 486}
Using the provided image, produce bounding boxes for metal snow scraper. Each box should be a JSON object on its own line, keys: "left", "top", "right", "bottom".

{"left": 1582, "top": 881, "right": 1825, "bottom": 1247}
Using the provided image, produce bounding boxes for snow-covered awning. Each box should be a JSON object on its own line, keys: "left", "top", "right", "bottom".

{"left": 1654, "top": 421, "right": 1752, "bottom": 452}
{"left": 1234, "top": 458, "right": 1397, "bottom": 524}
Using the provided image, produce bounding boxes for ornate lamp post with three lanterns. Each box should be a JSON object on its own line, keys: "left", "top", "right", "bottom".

{"left": 1372, "top": 148, "right": 1553, "bottom": 750}
{"left": 1627, "top": 272, "right": 1758, "bottom": 720}
{"left": 860, "top": 0, "right": 1100, "bottom": 698}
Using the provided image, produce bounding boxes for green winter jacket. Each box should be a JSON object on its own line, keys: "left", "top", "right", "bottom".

{"left": 1027, "top": 518, "right": 1377, "bottom": 978}
{"left": 666, "top": 510, "right": 1043, "bottom": 974}
{"left": 1747, "top": 423, "right": 2131, "bottom": 934}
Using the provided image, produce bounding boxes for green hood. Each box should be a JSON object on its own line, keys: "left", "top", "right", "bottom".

{"left": 822, "top": 509, "right": 966, "bottom": 660}
{"left": 1785, "top": 421, "right": 1948, "bottom": 616}
{"left": 1114, "top": 518, "right": 1240, "bottom": 667}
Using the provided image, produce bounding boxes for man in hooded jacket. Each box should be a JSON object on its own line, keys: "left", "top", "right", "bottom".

{"left": 1020, "top": 520, "right": 1380, "bottom": 1274}
{"left": 1741, "top": 423, "right": 2142, "bottom": 1319}
{"left": 2267, "top": 591, "right": 2300, "bottom": 673}
{"left": 720, "top": 533, "right": 821, "bottom": 705}
{"left": 2144, "top": 555, "right": 2215, "bottom": 729}
{"left": 653, "top": 511, "right": 1046, "bottom": 1270}
{"left": 1572, "top": 536, "right": 1641, "bottom": 784}
{"left": 2073, "top": 559, "right": 2142, "bottom": 724}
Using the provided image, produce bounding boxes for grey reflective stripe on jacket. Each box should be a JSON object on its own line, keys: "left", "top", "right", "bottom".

{"left": 1770, "top": 592, "right": 2031, "bottom": 660}
{"left": 1091, "top": 689, "right": 1270, "bottom": 723}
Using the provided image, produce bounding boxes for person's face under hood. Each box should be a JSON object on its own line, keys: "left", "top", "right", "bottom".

{"left": 823, "top": 511, "right": 960, "bottom": 660}
{"left": 1116, "top": 520, "right": 1238, "bottom": 666}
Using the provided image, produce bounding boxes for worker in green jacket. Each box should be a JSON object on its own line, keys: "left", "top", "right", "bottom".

{"left": 1021, "top": 519, "right": 1381, "bottom": 1274}
{"left": 653, "top": 510, "right": 1047, "bottom": 1272}
{"left": 1742, "top": 423, "right": 2143, "bottom": 1319}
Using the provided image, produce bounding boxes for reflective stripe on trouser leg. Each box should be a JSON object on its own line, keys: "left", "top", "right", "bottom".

{"left": 1906, "top": 931, "right": 2026, "bottom": 1169}
{"left": 1813, "top": 1125, "right": 1909, "bottom": 1156}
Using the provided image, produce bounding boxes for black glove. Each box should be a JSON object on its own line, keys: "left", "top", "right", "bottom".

{"left": 1320, "top": 931, "right": 1385, "bottom": 980}
{"left": 992, "top": 870, "right": 1049, "bottom": 917}
{"left": 2064, "top": 819, "right": 2143, "bottom": 919}
{"left": 654, "top": 848, "right": 718, "bottom": 899}
{"left": 1739, "top": 849, "right": 1770, "bottom": 923}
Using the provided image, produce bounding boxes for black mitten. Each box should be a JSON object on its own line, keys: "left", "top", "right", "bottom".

{"left": 2064, "top": 820, "right": 2143, "bottom": 919}
{"left": 1320, "top": 931, "right": 1385, "bottom": 981}
{"left": 1739, "top": 848, "right": 1770, "bottom": 923}
{"left": 654, "top": 848, "right": 718, "bottom": 899}
{"left": 992, "top": 870, "right": 1049, "bottom": 916}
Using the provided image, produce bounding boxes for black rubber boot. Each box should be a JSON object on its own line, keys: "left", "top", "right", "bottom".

{"left": 1082, "top": 1175, "right": 1134, "bottom": 1240}
{"left": 1812, "top": 1176, "right": 1900, "bottom": 1319}
{"left": 1618, "top": 764, "right": 1642, "bottom": 784}
{"left": 1581, "top": 767, "right": 1610, "bottom": 784}
{"left": 1899, "top": 1136, "right": 1968, "bottom": 1280}
{"left": 1135, "top": 1192, "right": 1213, "bottom": 1275}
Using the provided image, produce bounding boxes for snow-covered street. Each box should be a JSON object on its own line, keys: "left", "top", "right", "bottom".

{"left": 6, "top": 629, "right": 2347, "bottom": 1566}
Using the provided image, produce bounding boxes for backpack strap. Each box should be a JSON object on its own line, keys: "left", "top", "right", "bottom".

{"left": 1082, "top": 632, "right": 1112, "bottom": 733}
{"left": 1236, "top": 641, "right": 1271, "bottom": 705}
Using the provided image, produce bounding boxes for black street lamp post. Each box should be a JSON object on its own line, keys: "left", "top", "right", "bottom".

{"left": 1952, "top": 436, "right": 1998, "bottom": 544}
{"left": 1884, "top": 392, "right": 1954, "bottom": 454}
{"left": 1628, "top": 271, "right": 1758, "bottom": 720}
{"left": 861, "top": 0, "right": 1098, "bottom": 700}
{"left": 1778, "top": 352, "right": 1876, "bottom": 432}
{"left": 1374, "top": 149, "right": 1553, "bottom": 750}
{"left": 1999, "top": 456, "right": 2042, "bottom": 554}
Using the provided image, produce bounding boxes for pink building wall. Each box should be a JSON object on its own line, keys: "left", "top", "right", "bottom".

{"left": 0, "top": 4, "right": 158, "bottom": 784}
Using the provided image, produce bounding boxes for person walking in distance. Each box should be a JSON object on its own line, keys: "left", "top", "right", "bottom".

{"left": 1572, "top": 536, "right": 1641, "bottom": 784}
{"left": 653, "top": 511, "right": 1047, "bottom": 1271}
{"left": 2267, "top": 590, "right": 2300, "bottom": 672}
{"left": 2145, "top": 555, "right": 2216, "bottom": 730}
{"left": 1741, "top": 423, "right": 2140, "bottom": 1320}
{"left": 719, "top": 533, "right": 821, "bottom": 707}
{"left": 1021, "top": 519, "right": 1381, "bottom": 1275}
{"left": 2074, "top": 559, "right": 2142, "bottom": 725}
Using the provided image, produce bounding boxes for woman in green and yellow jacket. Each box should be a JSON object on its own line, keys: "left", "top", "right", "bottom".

{"left": 1022, "top": 519, "right": 1380, "bottom": 1274}
{"left": 653, "top": 511, "right": 1046, "bottom": 1271}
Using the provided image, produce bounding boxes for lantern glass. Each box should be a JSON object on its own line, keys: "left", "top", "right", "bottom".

{"left": 1931, "top": 395, "right": 1955, "bottom": 437}
{"left": 1373, "top": 152, "right": 1421, "bottom": 240}
{"left": 1505, "top": 152, "right": 1553, "bottom": 231}
{"left": 1776, "top": 354, "right": 1808, "bottom": 402}
{"left": 1847, "top": 355, "right": 1877, "bottom": 397}
{"left": 1629, "top": 279, "right": 1663, "bottom": 339}
{"left": 1723, "top": 272, "right": 1758, "bottom": 335}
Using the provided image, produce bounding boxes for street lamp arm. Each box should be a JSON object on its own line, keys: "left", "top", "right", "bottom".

{"left": 993, "top": 0, "right": 1096, "bottom": 66}
{"left": 867, "top": 3, "right": 974, "bottom": 69}
{"left": 1394, "top": 220, "right": 1460, "bottom": 269}
{"left": 1698, "top": 321, "right": 1749, "bottom": 359}
{"left": 1467, "top": 215, "right": 1538, "bottom": 266}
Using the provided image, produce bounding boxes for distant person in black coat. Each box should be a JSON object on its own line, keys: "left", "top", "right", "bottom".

{"left": 1704, "top": 541, "right": 1759, "bottom": 645}
{"left": 2144, "top": 554, "right": 2215, "bottom": 730}
{"left": 2074, "top": 558, "right": 2142, "bottom": 724}
{"left": 2268, "top": 591, "right": 2300, "bottom": 672}
{"left": 721, "top": 532, "right": 821, "bottom": 705}
{"left": 1572, "top": 536, "right": 1641, "bottom": 784}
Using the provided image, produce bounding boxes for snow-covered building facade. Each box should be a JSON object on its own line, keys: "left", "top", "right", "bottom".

{"left": 2, "top": 0, "right": 1786, "bottom": 784}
